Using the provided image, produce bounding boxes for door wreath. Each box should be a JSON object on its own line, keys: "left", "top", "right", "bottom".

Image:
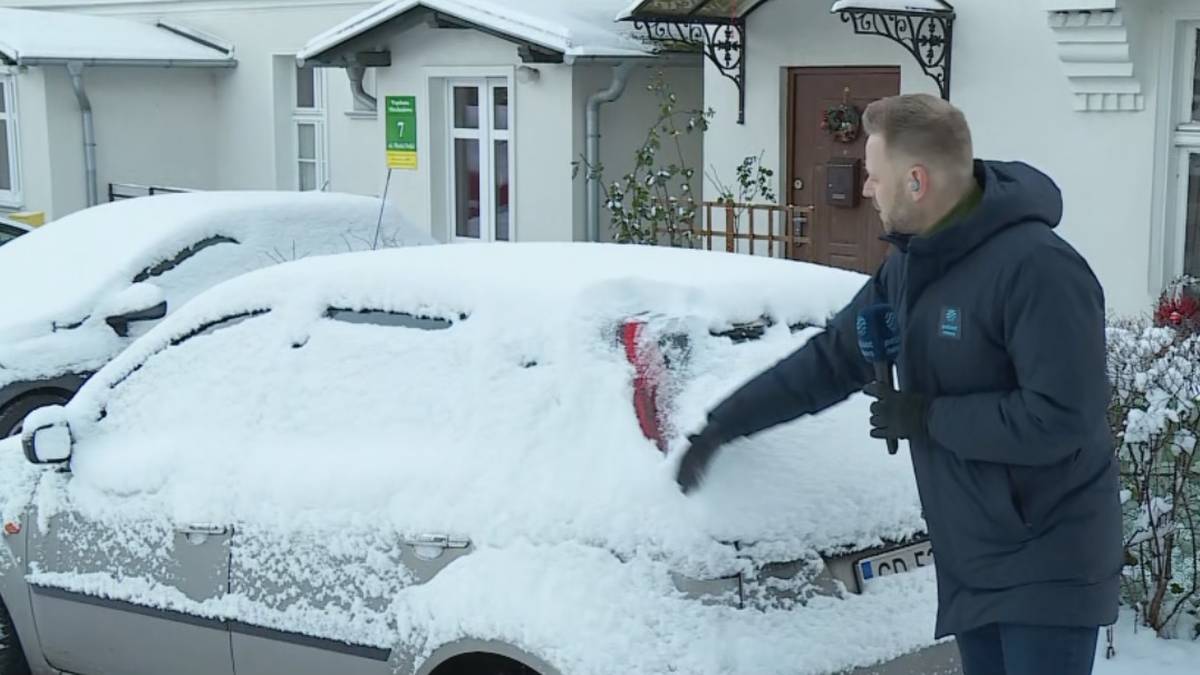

{"left": 820, "top": 103, "right": 861, "bottom": 143}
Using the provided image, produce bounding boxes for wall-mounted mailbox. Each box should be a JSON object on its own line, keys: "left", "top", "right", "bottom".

{"left": 825, "top": 157, "right": 861, "bottom": 208}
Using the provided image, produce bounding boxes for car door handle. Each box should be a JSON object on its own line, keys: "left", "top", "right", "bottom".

{"left": 176, "top": 524, "right": 228, "bottom": 536}
{"left": 403, "top": 534, "right": 470, "bottom": 549}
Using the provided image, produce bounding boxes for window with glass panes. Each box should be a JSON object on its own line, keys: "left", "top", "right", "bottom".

{"left": 1176, "top": 27, "right": 1200, "bottom": 277}
{"left": 0, "top": 74, "right": 20, "bottom": 206}
{"left": 448, "top": 78, "right": 511, "bottom": 241}
{"left": 293, "top": 65, "right": 327, "bottom": 192}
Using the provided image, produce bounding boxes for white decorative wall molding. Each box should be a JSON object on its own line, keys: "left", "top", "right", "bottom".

{"left": 1045, "top": 1, "right": 1144, "bottom": 112}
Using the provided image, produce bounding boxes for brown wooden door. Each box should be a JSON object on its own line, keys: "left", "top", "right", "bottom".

{"left": 787, "top": 67, "right": 899, "bottom": 274}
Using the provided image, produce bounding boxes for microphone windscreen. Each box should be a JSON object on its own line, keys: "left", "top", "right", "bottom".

{"left": 856, "top": 303, "right": 900, "bottom": 363}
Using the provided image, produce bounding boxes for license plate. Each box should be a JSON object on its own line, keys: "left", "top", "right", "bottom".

{"left": 854, "top": 540, "right": 934, "bottom": 590}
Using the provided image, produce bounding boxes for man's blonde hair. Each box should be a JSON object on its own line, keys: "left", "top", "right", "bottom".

{"left": 862, "top": 93, "right": 974, "bottom": 179}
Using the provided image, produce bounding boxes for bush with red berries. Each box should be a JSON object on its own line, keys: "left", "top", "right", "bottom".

{"left": 1154, "top": 277, "right": 1200, "bottom": 334}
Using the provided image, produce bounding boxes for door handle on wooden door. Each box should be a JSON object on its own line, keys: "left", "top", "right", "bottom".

{"left": 793, "top": 207, "right": 813, "bottom": 234}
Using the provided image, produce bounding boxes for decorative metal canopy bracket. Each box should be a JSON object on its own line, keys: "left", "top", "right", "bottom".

{"left": 836, "top": 7, "right": 955, "bottom": 100}
{"left": 633, "top": 19, "right": 746, "bottom": 124}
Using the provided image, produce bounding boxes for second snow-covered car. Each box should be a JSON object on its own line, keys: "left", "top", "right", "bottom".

{"left": 2, "top": 243, "right": 938, "bottom": 675}
{"left": 0, "top": 191, "right": 435, "bottom": 436}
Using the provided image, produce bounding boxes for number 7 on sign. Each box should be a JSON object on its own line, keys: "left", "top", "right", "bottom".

{"left": 396, "top": 121, "right": 405, "bottom": 137}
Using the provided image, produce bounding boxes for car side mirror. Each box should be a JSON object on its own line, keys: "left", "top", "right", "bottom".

{"left": 106, "top": 301, "right": 168, "bottom": 337}
{"left": 99, "top": 283, "right": 168, "bottom": 337}
{"left": 20, "top": 405, "right": 73, "bottom": 465}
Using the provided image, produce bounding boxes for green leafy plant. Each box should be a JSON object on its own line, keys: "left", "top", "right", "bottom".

{"left": 707, "top": 152, "right": 777, "bottom": 224}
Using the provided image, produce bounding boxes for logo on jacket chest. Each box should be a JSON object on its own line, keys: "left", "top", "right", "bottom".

{"left": 939, "top": 307, "right": 962, "bottom": 339}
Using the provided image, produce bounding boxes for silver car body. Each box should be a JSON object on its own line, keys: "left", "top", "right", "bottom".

{"left": 0, "top": 243, "right": 932, "bottom": 675}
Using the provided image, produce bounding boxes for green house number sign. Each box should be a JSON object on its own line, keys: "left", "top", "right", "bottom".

{"left": 386, "top": 95, "right": 417, "bottom": 169}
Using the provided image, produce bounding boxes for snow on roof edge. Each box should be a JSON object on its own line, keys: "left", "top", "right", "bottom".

{"left": 298, "top": 0, "right": 656, "bottom": 65}
{"left": 829, "top": 0, "right": 954, "bottom": 13}
{"left": 0, "top": 8, "right": 236, "bottom": 66}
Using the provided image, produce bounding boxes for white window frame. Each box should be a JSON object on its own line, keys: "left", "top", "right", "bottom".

{"left": 1153, "top": 16, "right": 1200, "bottom": 287}
{"left": 446, "top": 76, "right": 513, "bottom": 242}
{"left": 1175, "top": 25, "right": 1200, "bottom": 280}
{"left": 293, "top": 65, "right": 329, "bottom": 191}
{"left": 0, "top": 72, "right": 22, "bottom": 208}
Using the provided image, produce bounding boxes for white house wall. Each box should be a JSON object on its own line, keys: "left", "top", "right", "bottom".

{"left": 708, "top": 0, "right": 1163, "bottom": 315}
{"left": 79, "top": 66, "right": 223, "bottom": 202}
{"left": 42, "top": 66, "right": 87, "bottom": 219}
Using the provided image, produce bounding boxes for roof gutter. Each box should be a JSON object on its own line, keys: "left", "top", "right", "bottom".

{"left": 12, "top": 57, "right": 236, "bottom": 67}
{"left": 66, "top": 61, "right": 98, "bottom": 208}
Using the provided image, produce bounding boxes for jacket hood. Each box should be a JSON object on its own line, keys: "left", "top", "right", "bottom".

{"left": 887, "top": 160, "right": 1063, "bottom": 265}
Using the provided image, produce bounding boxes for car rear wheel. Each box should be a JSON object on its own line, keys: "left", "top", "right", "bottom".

{"left": 0, "top": 392, "right": 70, "bottom": 439}
{"left": 430, "top": 652, "right": 541, "bottom": 675}
{"left": 0, "top": 599, "right": 30, "bottom": 675}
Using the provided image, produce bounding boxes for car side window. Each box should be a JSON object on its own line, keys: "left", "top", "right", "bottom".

{"left": 132, "top": 235, "right": 239, "bottom": 283}
{"left": 106, "top": 309, "right": 270, "bottom": 393}
{"left": 0, "top": 223, "right": 23, "bottom": 245}
{"left": 324, "top": 307, "right": 460, "bottom": 331}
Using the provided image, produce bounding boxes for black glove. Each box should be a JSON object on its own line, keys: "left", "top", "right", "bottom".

{"left": 863, "top": 382, "right": 930, "bottom": 441}
{"left": 674, "top": 425, "right": 725, "bottom": 495}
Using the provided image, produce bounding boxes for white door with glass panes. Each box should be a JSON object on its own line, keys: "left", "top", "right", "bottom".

{"left": 448, "top": 78, "right": 512, "bottom": 242}
{"left": 294, "top": 65, "right": 328, "bottom": 192}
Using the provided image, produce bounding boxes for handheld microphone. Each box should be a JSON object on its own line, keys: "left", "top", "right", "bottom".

{"left": 856, "top": 304, "right": 902, "bottom": 455}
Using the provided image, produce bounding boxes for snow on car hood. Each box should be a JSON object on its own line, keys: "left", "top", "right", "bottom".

{"left": 0, "top": 191, "right": 431, "bottom": 337}
{"left": 56, "top": 243, "right": 923, "bottom": 573}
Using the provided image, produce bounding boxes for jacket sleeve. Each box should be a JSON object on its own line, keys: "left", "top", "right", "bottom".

{"left": 927, "top": 244, "right": 1109, "bottom": 467}
{"left": 703, "top": 268, "right": 884, "bottom": 442}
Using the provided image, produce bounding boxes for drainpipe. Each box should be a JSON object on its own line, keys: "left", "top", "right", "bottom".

{"left": 585, "top": 61, "right": 635, "bottom": 243}
{"left": 347, "top": 65, "right": 377, "bottom": 111}
{"left": 66, "top": 61, "right": 98, "bottom": 208}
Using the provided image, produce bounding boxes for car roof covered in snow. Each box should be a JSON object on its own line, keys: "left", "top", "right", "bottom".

{"left": 101, "top": 241, "right": 868, "bottom": 334}
{"left": 0, "top": 191, "right": 432, "bottom": 337}
{"left": 0, "top": 8, "right": 235, "bottom": 66}
{"left": 299, "top": 0, "right": 656, "bottom": 64}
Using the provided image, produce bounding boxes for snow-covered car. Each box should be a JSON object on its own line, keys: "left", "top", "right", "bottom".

{"left": 0, "top": 243, "right": 940, "bottom": 675}
{"left": 0, "top": 191, "right": 435, "bottom": 436}
{"left": 0, "top": 216, "right": 32, "bottom": 247}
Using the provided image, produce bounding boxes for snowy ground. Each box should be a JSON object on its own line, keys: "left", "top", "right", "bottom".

{"left": 1094, "top": 611, "right": 1200, "bottom": 675}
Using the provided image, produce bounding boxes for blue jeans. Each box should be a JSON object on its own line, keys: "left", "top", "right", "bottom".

{"left": 955, "top": 623, "right": 1099, "bottom": 675}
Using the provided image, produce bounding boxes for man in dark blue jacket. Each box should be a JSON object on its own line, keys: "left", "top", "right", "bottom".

{"left": 675, "top": 94, "right": 1122, "bottom": 675}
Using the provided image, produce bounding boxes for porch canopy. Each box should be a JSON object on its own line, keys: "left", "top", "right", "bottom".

{"left": 0, "top": 8, "right": 235, "bottom": 67}
{"left": 617, "top": 0, "right": 955, "bottom": 123}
